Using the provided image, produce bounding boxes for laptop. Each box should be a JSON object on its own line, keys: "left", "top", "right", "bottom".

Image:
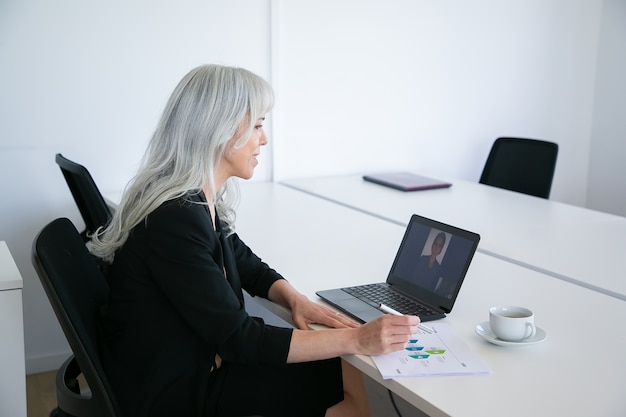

{"left": 363, "top": 172, "right": 452, "bottom": 191}
{"left": 316, "top": 214, "right": 480, "bottom": 323}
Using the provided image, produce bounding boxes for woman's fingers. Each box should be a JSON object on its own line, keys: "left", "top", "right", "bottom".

{"left": 292, "top": 300, "right": 361, "bottom": 329}
{"left": 330, "top": 311, "right": 361, "bottom": 328}
{"left": 357, "top": 314, "right": 421, "bottom": 355}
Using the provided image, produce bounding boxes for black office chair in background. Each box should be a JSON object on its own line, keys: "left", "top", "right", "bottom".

{"left": 479, "top": 137, "right": 558, "bottom": 199}
{"left": 55, "top": 153, "right": 112, "bottom": 240}
{"left": 32, "top": 217, "right": 122, "bottom": 417}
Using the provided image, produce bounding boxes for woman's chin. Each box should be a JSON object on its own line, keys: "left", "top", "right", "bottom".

{"left": 238, "top": 170, "right": 255, "bottom": 180}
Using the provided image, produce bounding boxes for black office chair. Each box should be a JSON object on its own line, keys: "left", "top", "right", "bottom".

{"left": 479, "top": 137, "right": 558, "bottom": 199}
{"left": 55, "top": 153, "right": 112, "bottom": 240}
{"left": 32, "top": 217, "right": 122, "bottom": 417}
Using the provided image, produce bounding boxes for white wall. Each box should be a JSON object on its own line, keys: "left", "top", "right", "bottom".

{"left": 587, "top": 0, "right": 626, "bottom": 217}
{"left": 272, "top": 0, "right": 602, "bottom": 208}
{"left": 0, "top": 0, "right": 272, "bottom": 373}
{"left": 1, "top": 0, "right": 623, "bottom": 374}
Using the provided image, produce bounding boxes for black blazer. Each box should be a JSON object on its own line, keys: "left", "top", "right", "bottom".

{"left": 99, "top": 191, "right": 293, "bottom": 416}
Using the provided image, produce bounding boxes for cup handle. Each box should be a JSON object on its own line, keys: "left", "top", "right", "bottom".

{"left": 525, "top": 322, "right": 536, "bottom": 339}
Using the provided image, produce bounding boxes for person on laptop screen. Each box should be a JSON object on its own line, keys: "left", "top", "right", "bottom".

{"left": 414, "top": 231, "right": 447, "bottom": 291}
{"left": 88, "top": 65, "right": 419, "bottom": 417}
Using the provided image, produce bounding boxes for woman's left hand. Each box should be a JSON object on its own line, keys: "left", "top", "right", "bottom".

{"left": 290, "top": 295, "right": 360, "bottom": 330}
{"left": 267, "top": 279, "right": 360, "bottom": 330}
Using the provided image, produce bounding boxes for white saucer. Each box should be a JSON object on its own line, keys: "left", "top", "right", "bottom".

{"left": 475, "top": 321, "right": 547, "bottom": 347}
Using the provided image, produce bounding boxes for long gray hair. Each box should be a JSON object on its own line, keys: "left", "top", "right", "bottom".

{"left": 89, "top": 64, "right": 274, "bottom": 262}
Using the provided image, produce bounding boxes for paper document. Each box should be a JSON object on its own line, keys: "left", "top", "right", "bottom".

{"left": 371, "top": 322, "right": 491, "bottom": 378}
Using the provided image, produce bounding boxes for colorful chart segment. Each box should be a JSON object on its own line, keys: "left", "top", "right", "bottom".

{"left": 406, "top": 338, "right": 446, "bottom": 359}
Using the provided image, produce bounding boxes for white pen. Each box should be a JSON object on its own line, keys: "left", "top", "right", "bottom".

{"left": 379, "top": 303, "right": 434, "bottom": 334}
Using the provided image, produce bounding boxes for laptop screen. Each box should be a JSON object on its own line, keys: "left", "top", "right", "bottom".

{"left": 387, "top": 214, "right": 480, "bottom": 313}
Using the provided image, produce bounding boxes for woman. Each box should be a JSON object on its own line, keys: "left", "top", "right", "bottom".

{"left": 89, "top": 64, "right": 419, "bottom": 417}
{"left": 414, "top": 232, "right": 446, "bottom": 291}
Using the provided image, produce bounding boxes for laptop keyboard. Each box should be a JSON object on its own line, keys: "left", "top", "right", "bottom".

{"left": 342, "top": 284, "right": 438, "bottom": 317}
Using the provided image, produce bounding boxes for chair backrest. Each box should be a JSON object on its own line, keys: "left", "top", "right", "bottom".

{"left": 32, "top": 217, "right": 121, "bottom": 417}
{"left": 479, "top": 137, "right": 558, "bottom": 199}
{"left": 55, "top": 153, "right": 112, "bottom": 238}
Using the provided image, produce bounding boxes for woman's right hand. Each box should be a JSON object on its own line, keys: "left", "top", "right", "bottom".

{"left": 355, "top": 314, "right": 421, "bottom": 356}
{"left": 286, "top": 312, "right": 421, "bottom": 363}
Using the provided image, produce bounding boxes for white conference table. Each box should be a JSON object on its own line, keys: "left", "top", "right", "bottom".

{"left": 280, "top": 174, "right": 626, "bottom": 301}
{"left": 234, "top": 181, "right": 625, "bottom": 417}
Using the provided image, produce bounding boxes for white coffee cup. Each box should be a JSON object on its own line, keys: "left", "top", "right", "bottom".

{"left": 489, "top": 306, "right": 536, "bottom": 342}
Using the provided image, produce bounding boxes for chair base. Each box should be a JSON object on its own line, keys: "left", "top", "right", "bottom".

{"left": 50, "top": 407, "right": 75, "bottom": 417}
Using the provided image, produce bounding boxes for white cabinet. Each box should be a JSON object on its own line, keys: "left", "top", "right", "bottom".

{"left": 0, "top": 241, "right": 27, "bottom": 417}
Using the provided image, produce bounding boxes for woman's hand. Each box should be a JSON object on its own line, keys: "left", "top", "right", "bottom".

{"left": 286, "top": 312, "right": 420, "bottom": 362}
{"left": 267, "top": 279, "right": 360, "bottom": 329}
{"left": 290, "top": 294, "right": 360, "bottom": 330}
{"left": 354, "top": 314, "right": 421, "bottom": 356}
